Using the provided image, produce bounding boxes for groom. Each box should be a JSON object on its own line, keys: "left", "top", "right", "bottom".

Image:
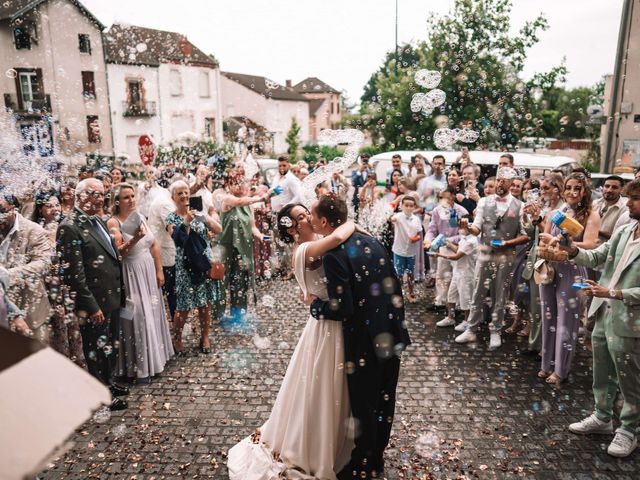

{"left": 308, "top": 194, "right": 411, "bottom": 479}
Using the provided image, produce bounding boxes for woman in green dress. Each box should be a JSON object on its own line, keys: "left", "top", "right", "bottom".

{"left": 218, "top": 169, "right": 269, "bottom": 317}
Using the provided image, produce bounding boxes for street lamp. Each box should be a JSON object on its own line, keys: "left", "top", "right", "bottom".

{"left": 395, "top": 0, "right": 398, "bottom": 75}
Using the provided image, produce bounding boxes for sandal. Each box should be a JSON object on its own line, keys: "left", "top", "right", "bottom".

{"left": 546, "top": 373, "right": 564, "bottom": 385}
{"left": 517, "top": 323, "right": 531, "bottom": 337}
{"left": 537, "top": 370, "right": 550, "bottom": 378}
{"left": 505, "top": 319, "right": 522, "bottom": 334}
{"left": 199, "top": 338, "right": 211, "bottom": 354}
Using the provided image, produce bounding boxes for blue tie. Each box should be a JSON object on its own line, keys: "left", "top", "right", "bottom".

{"left": 91, "top": 217, "right": 117, "bottom": 258}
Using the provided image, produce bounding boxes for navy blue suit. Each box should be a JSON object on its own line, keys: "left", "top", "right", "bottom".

{"left": 311, "top": 232, "right": 411, "bottom": 478}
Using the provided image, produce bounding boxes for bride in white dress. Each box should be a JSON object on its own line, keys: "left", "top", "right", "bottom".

{"left": 228, "top": 204, "right": 356, "bottom": 479}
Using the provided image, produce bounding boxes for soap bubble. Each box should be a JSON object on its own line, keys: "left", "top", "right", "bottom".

{"left": 262, "top": 295, "right": 275, "bottom": 308}
{"left": 93, "top": 406, "right": 111, "bottom": 424}
{"left": 415, "top": 69, "right": 441, "bottom": 89}
{"left": 5, "top": 68, "right": 17, "bottom": 79}
{"left": 135, "top": 43, "right": 147, "bottom": 53}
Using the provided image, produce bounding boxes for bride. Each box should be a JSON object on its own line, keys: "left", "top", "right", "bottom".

{"left": 228, "top": 203, "right": 356, "bottom": 479}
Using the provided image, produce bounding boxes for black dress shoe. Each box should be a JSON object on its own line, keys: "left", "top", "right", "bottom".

{"left": 520, "top": 348, "right": 539, "bottom": 357}
{"left": 110, "top": 397, "right": 128, "bottom": 411}
{"left": 110, "top": 384, "right": 130, "bottom": 397}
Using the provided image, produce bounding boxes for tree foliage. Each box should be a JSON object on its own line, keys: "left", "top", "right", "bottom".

{"left": 352, "top": 0, "right": 579, "bottom": 151}
{"left": 286, "top": 117, "right": 301, "bottom": 161}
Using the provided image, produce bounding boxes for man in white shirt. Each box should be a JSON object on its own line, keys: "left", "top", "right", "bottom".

{"left": 270, "top": 156, "right": 304, "bottom": 214}
{"left": 592, "top": 175, "right": 628, "bottom": 244}
{"left": 189, "top": 165, "right": 214, "bottom": 215}
{"left": 271, "top": 156, "right": 304, "bottom": 279}
{"left": 385, "top": 154, "right": 409, "bottom": 185}
{"left": 147, "top": 187, "right": 177, "bottom": 319}
{"left": 137, "top": 166, "right": 166, "bottom": 218}
{"left": 455, "top": 167, "right": 529, "bottom": 349}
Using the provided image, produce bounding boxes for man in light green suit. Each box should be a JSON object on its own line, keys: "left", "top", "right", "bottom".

{"left": 560, "top": 179, "right": 640, "bottom": 458}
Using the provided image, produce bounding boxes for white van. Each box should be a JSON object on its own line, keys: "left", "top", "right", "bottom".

{"left": 368, "top": 150, "right": 579, "bottom": 181}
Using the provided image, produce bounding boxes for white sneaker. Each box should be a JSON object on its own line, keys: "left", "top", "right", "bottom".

{"left": 436, "top": 316, "right": 455, "bottom": 327}
{"left": 489, "top": 332, "right": 502, "bottom": 350}
{"left": 607, "top": 429, "right": 637, "bottom": 457}
{"left": 455, "top": 329, "right": 477, "bottom": 344}
{"left": 454, "top": 320, "right": 469, "bottom": 332}
{"left": 568, "top": 414, "right": 613, "bottom": 435}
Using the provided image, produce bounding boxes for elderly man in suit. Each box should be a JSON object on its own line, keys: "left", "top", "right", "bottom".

{"left": 0, "top": 190, "right": 52, "bottom": 341}
{"left": 57, "top": 178, "right": 127, "bottom": 410}
{"left": 563, "top": 179, "right": 640, "bottom": 458}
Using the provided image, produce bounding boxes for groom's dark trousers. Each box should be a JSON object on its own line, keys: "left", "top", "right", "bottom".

{"left": 312, "top": 232, "right": 411, "bottom": 479}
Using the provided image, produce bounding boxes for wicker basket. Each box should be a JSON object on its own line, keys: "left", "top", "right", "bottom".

{"left": 537, "top": 245, "right": 568, "bottom": 262}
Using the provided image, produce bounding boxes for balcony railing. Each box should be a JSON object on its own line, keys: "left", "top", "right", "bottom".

{"left": 4, "top": 93, "right": 51, "bottom": 115}
{"left": 123, "top": 101, "right": 156, "bottom": 117}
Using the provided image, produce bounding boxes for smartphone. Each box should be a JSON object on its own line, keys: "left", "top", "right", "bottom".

{"left": 189, "top": 196, "right": 203, "bottom": 211}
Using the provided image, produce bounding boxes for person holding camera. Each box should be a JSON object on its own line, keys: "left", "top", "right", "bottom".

{"left": 351, "top": 153, "right": 372, "bottom": 216}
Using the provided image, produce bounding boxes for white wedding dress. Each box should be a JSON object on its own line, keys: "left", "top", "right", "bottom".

{"left": 228, "top": 242, "right": 354, "bottom": 479}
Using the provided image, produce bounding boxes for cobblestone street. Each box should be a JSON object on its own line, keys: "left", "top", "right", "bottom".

{"left": 41, "top": 279, "right": 640, "bottom": 480}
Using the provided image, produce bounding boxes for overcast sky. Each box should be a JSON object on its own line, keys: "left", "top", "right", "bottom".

{"left": 83, "top": 0, "right": 624, "bottom": 104}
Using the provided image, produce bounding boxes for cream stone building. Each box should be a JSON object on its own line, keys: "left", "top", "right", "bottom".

{"left": 0, "top": 0, "right": 113, "bottom": 164}
{"left": 104, "top": 23, "right": 223, "bottom": 164}
{"left": 291, "top": 77, "right": 342, "bottom": 142}
{"left": 602, "top": 0, "right": 640, "bottom": 173}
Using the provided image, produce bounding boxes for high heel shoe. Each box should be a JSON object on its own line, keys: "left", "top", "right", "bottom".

{"left": 199, "top": 339, "right": 211, "bottom": 354}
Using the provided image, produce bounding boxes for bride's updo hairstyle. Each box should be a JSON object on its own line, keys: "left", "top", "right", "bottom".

{"left": 277, "top": 203, "right": 308, "bottom": 244}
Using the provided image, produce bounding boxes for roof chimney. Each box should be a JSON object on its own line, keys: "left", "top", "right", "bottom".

{"left": 179, "top": 37, "right": 193, "bottom": 56}
{"left": 285, "top": 79, "right": 292, "bottom": 88}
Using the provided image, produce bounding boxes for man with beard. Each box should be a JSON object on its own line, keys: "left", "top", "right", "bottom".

{"left": 593, "top": 175, "right": 628, "bottom": 244}
{"left": 454, "top": 167, "right": 529, "bottom": 349}
{"left": 270, "top": 156, "right": 303, "bottom": 280}
{"left": 565, "top": 180, "right": 640, "bottom": 458}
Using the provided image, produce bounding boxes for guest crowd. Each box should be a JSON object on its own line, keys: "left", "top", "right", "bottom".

{"left": 1, "top": 149, "right": 639, "bottom": 458}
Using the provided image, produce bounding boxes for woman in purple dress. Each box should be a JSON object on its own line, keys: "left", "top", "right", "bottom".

{"left": 538, "top": 173, "right": 600, "bottom": 385}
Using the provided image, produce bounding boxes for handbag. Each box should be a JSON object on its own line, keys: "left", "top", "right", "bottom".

{"left": 209, "top": 261, "right": 225, "bottom": 280}
{"left": 533, "top": 259, "right": 555, "bottom": 285}
{"left": 119, "top": 297, "right": 135, "bottom": 321}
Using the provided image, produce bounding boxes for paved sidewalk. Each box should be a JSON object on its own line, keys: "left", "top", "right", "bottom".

{"left": 40, "top": 279, "right": 639, "bottom": 479}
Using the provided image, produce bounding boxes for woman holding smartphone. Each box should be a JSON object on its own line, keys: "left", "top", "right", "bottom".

{"left": 165, "top": 180, "right": 222, "bottom": 355}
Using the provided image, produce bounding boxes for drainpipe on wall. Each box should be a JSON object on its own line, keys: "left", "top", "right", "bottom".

{"left": 604, "top": 0, "right": 633, "bottom": 173}
{"left": 101, "top": 34, "right": 116, "bottom": 163}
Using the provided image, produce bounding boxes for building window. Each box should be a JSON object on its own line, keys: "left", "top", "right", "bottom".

{"left": 336, "top": 102, "right": 340, "bottom": 114}
{"left": 169, "top": 69, "right": 182, "bottom": 96}
{"left": 78, "top": 34, "right": 91, "bottom": 54}
{"left": 19, "top": 71, "right": 39, "bottom": 104}
{"left": 127, "top": 79, "right": 142, "bottom": 106}
{"left": 205, "top": 117, "right": 216, "bottom": 138}
{"left": 14, "top": 26, "right": 31, "bottom": 50}
{"left": 81, "top": 71, "right": 95, "bottom": 98}
{"left": 330, "top": 102, "right": 334, "bottom": 115}
{"left": 199, "top": 71, "right": 210, "bottom": 98}
{"left": 86, "top": 116, "right": 100, "bottom": 143}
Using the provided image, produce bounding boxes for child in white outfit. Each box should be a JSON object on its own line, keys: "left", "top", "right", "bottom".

{"left": 436, "top": 222, "right": 478, "bottom": 330}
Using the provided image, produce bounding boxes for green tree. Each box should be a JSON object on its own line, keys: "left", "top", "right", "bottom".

{"left": 286, "top": 117, "right": 301, "bottom": 161}
{"left": 357, "top": 0, "right": 568, "bottom": 150}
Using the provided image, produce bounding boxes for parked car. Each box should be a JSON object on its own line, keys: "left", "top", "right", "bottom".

{"left": 255, "top": 158, "right": 279, "bottom": 186}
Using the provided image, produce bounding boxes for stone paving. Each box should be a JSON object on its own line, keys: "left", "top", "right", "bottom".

{"left": 40, "top": 279, "right": 640, "bottom": 480}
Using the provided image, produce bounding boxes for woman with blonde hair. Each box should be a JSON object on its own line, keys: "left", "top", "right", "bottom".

{"left": 108, "top": 183, "right": 174, "bottom": 382}
{"left": 165, "top": 180, "right": 222, "bottom": 354}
